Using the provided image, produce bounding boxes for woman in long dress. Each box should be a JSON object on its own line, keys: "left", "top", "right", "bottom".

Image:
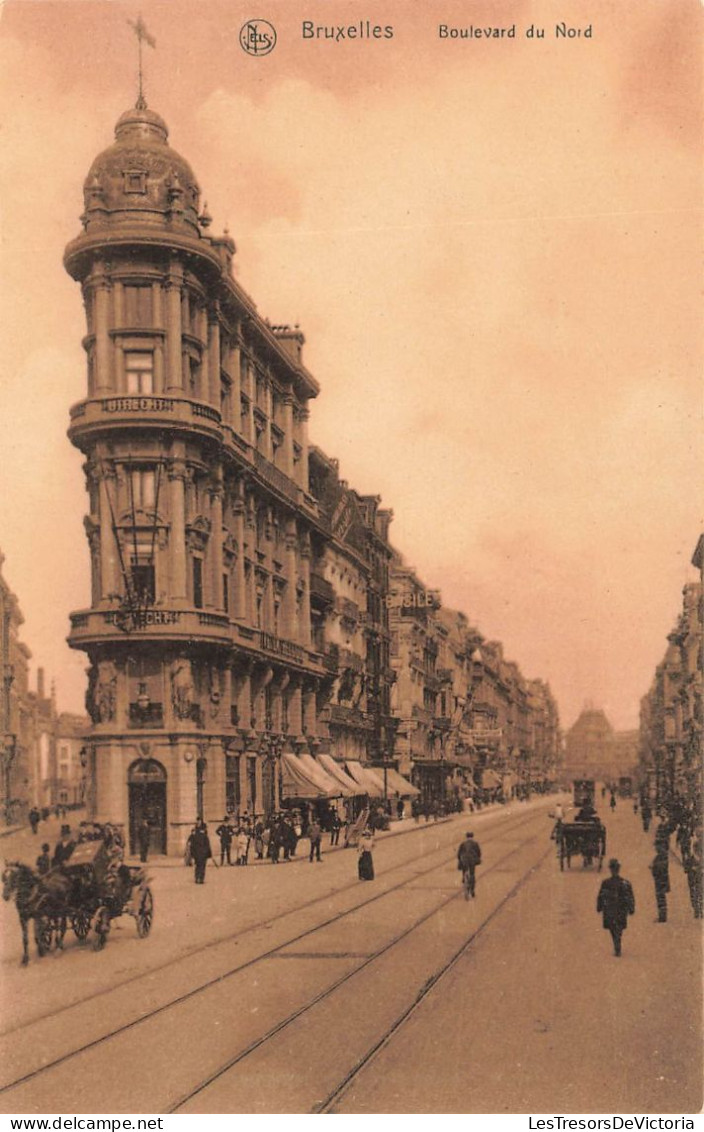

{"left": 357, "top": 828, "right": 375, "bottom": 881}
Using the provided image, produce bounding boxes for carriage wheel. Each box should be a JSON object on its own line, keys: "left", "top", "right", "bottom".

{"left": 92, "top": 907, "right": 110, "bottom": 951}
{"left": 136, "top": 887, "right": 154, "bottom": 938}
{"left": 72, "top": 910, "right": 92, "bottom": 942}
{"left": 35, "top": 917, "right": 54, "bottom": 957}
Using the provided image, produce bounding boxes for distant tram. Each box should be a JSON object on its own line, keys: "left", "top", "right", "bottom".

{"left": 573, "top": 779, "right": 595, "bottom": 808}
{"left": 618, "top": 776, "right": 633, "bottom": 798}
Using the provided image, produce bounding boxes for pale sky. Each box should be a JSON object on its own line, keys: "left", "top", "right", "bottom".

{"left": 0, "top": 0, "right": 701, "bottom": 730}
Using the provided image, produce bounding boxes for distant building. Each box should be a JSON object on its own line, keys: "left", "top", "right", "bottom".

{"left": 564, "top": 706, "right": 637, "bottom": 785}
{"left": 0, "top": 552, "right": 33, "bottom": 824}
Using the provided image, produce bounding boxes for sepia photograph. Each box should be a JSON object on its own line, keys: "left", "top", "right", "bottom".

{"left": 0, "top": 0, "right": 701, "bottom": 1118}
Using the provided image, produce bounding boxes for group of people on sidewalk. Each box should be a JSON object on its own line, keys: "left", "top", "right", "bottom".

{"left": 183, "top": 809, "right": 384, "bottom": 884}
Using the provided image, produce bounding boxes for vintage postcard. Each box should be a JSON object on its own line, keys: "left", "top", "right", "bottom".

{"left": 0, "top": 0, "right": 701, "bottom": 1119}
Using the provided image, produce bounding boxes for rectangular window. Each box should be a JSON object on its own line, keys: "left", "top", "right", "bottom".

{"left": 125, "top": 351, "right": 153, "bottom": 394}
{"left": 223, "top": 572, "right": 230, "bottom": 614}
{"left": 193, "top": 557, "right": 204, "bottom": 609}
{"left": 129, "top": 558, "right": 155, "bottom": 604}
{"left": 130, "top": 469, "right": 156, "bottom": 510}
{"left": 124, "top": 285, "right": 152, "bottom": 326}
{"left": 226, "top": 755, "right": 241, "bottom": 813}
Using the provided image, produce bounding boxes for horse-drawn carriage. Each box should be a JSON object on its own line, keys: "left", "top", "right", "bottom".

{"left": 3, "top": 834, "right": 154, "bottom": 965}
{"left": 556, "top": 819, "right": 607, "bottom": 871}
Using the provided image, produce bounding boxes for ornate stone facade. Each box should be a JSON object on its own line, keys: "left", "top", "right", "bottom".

{"left": 66, "top": 102, "right": 342, "bottom": 853}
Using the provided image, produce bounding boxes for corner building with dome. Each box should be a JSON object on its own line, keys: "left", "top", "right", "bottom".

{"left": 65, "top": 99, "right": 396, "bottom": 855}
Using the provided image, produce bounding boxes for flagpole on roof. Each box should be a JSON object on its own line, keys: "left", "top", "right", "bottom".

{"left": 127, "top": 15, "right": 157, "bottom": 109}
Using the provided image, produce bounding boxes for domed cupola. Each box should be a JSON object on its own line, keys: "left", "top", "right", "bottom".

{"left": 81, "top": 98, "right": 202, "bottom": 236}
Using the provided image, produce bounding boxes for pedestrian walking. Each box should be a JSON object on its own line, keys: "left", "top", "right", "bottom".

{"left": 641, "top": 801, "right": 652, "bottom": 833}
{"left": 28, "top": 807, "right": 40, "bottom": 835}
{"left": 457, "top": 831, "right": 482, "bottom": 898}
{"left": 253, "top": 819, "right": 265, "bottom": 859}
{"left": 609, "top": 794, "right": 617, "bottom": 812}
{"left": 189, "top": 820, "right": 212, "bottom": 884}
{"left": 357, "top": 828, "right": 375, "bottom": 881}
{"left": 215, "top": 817, "right": 234, "bottom": 866}
{"left": 396, "top": 798, "right": 405, "bottom": 821}
{"left": 137, "top": 818, "right": 151, "bottom": 863}
{"left": 596, "top": 858, "right": 635, "bottom": 956}
{"left": 308, "top": 819, "right": 323, "bottom": 862}
{"left": 330, "top": 811, "right": 342, "bottom": 846}
{"left": 650, "top": 847, "right": 670, "bottom": 922}
{"left": 36, "top": 843, "right": 51, "bottom": 876}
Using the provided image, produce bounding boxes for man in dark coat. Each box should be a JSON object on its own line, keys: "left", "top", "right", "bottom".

{"left": 215, "top": 817, "right": 234, "bottom": 866}
{"left": 189, "top": 820, "right": 212, "bottom": 884}
{"left": 596, "top": 858, "right": 635, "bottom": 956}
{"left": 28, "top": 807, "right": 40, "bottom": 835}
{"left": 457, "top": 831, "right": 482, "bottom": 897}
{"left": 52, "top": 825, "right": 76, "bottom": 868}
{"left": 641, "top": 801, "right": 652, "bottom": 833}
{"left": 308, "top": 820, "right": 323, "bottom": 862}
{"left": 650, "top": 847, "right": 670, "bottom": 922}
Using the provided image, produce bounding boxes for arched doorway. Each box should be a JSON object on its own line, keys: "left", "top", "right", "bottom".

{"left": 128, "top": 758, "right": 167, "bottom": 855}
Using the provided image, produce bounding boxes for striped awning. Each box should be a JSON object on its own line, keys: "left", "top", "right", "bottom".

{"left": 280, "top": 753, "right": 333, "bottom": 800}
{"left": 317, "top": 754, "right": 364, "bottom": 797}
{"left": 481, "top": 768, "right": 503, "bottom": 789}
{"left": 344, "top": 760, "right": 385, "bottom": 798}
{"left": 377, "top": 766, "right": 420, "bottom": 797}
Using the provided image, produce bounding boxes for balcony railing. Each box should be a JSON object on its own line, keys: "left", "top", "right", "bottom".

{"left": 259, "top": 631, "right": 305, "bottom": 664}
{"left": 253, "top": 451, "right": 300, "bottom": 505}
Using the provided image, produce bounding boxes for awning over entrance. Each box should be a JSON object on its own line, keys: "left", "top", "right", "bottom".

{"left": 376, "top": 766, "right": 420, "bottom": 797}
{"left": 281, "top": 753, "right": 334, "bottom": 800}
{"left": 317, "top": 754, "right": 364, "bottom": 796}
{"left": 344, "top": 760, "right": 385, "bottom": 798}
{"left": 481, "top": 768, "right": 503, "bottom": 789}
{"left": 297, "top": 752, "right": 343, "bottom": 796}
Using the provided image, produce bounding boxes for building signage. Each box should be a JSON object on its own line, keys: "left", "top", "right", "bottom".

{"left": 386, "top": 589, "right": 441, "bottom": 610}
{"left": 102, "top": 397, "right": 175, "bottom": 413}
{"left": 110, "top": 609, "right": 182, "bottom": 628}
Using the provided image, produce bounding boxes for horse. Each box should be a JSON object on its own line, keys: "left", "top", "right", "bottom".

{"left": 2, "top": 862, "right": 71, "bottom": 965}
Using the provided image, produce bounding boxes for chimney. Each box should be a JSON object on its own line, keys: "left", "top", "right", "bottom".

{"left": 37, "top": 667, "right": 45, "bottom": 700}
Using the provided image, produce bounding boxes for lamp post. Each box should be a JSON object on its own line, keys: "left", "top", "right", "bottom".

{"left": 261, "top": 732, "right": 285, "bottom": 818}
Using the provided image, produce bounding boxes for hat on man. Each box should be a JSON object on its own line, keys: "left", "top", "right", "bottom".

{"left": 608, "top": 858, "right": 620, "bottom": 870}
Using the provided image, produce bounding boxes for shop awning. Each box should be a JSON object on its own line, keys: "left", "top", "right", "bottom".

{"left": 317, "top": 754, "right": 364, "bottom": 797}
{"left": 481, "top": 768, "right": 503, "bottom": 789}
{"left": 281, "top": 753, "right": 334, "bottom": 800}
{"left": 297, "top": 752, "right": 344, "bottom": 797}
{"left": 344, "top": 760, "right": 385, "bottom": 798}
{"left": 376, "top": 766, "right": 420, "bottom": 797}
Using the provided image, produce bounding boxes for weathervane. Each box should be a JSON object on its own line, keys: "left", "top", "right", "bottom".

{"left": 127, "top": 15, "right": 156, "bottom": 109}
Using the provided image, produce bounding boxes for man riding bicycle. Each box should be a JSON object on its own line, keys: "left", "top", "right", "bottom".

{"left": 457, "top": 831, "right": 482, "bottom": 899}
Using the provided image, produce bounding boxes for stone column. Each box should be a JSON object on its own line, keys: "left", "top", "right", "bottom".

{"left": 303, "top": 683, "right": 317, "bottom": 737}
{"left": 282, "top": 519, "right": 298, "bottom": 640}
{"left": 165, "top": 265, "right": 184, "bottom": 393}
{"left": 230, "top": 340, "right": 242, "bottom": 424}
{"left": 299, "top": 407, "right": 310, "bottom": 491}
{"left": 207, "top": 306, "right": 221, "bottom": 408}
{"left": 232, "top": 490, "right": 247, "bottom": 621}
{"left": 209, "top": 479, "right": 224, "bottom": 611}
{"left": 98, "top": 465, "right": 119, "bottom": 601}
{"left": 92, "top": 270, "right": 112, "bottom": 394}
{"left": 282, "top": 396, "right": 295, "bottom": 477}
{"left": 299, "top": 531, "right": 312, "bottom": 648}
{"left": 202, "top": 740, "right": 225, "bottom": 824}
{"left": 168, "top": 458, "right": 188, "bottom": 604}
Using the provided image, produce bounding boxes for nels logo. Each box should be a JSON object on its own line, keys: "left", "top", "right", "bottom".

{"left": 239, "top": 19, "right": 277, "bottom": 56}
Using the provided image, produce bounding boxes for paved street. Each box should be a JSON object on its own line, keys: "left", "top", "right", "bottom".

{"left": 0, "top": 797, "right": 700, "bottom": 1114}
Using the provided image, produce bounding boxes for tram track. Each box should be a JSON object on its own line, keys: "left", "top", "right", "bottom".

{"left": 0, "top": 808, "right": 548, "bottom": 1107}
{"left": 0, "top": 810, "right": 510, "bottom": 1039}
{"left": 167, "top": 828, "right": 552, "bottom": 1114}
{"left": 0, "top": 806, "right": 543, "bottom": 1044}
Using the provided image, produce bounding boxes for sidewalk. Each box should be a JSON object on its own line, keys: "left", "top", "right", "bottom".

{"left": 125, "top": 792, "right": 563, "bottom": 869}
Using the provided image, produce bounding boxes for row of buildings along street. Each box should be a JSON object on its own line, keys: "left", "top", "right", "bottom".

{"left": 1, "top": 97, "right": 561, "bottom": 856}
